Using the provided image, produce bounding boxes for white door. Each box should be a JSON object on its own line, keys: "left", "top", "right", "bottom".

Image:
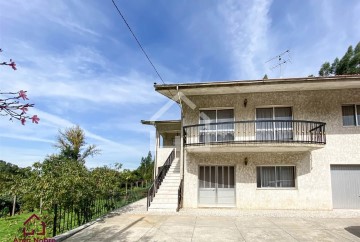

{"left": 331, "top": 165, "right": 360, "bottom": 209}
{"left": 198, "top": 166, "right": 235, "bottom": 207}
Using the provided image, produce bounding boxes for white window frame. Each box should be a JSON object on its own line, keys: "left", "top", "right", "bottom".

{"left": 255, "top": 106, "right": 294, "bottom": 140}
{"left": 256, "top": 165, "right": 297, "bottom": 190}
{"left": 199, "top": 108, "right": 235, "bottom": 142}
{"left": 342, "top": 104, "right": 360, "bottom": 127}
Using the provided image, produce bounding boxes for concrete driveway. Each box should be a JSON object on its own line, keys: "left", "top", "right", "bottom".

{"left": 63, "top": 199, "right": 360, "bottom": 242}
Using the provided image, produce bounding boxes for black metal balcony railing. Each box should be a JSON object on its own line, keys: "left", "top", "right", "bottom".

{"left": 183, "top": 120, "right": 326, "bottom": 146}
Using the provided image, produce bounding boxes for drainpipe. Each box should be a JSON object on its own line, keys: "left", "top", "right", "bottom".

{"left": 176, "top": 85, "right": 185, "bottom": 182}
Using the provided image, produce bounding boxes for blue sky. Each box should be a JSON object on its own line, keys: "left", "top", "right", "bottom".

{"left": 0, "top": 0, "right": 359, "bottom": 169}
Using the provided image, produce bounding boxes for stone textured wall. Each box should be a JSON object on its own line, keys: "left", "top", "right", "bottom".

{"left": 182, "top": 88, "right": 360, "bottom": 209}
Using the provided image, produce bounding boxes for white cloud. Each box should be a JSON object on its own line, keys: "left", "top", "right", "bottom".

{"left": 0, "top": 107, "right": 147, "bottom": 169}
{"left": 0, "top": 43, "right": 162, "bottom": 107}
{"left": 219, "top": 0, "right": 272, "bottom": 79}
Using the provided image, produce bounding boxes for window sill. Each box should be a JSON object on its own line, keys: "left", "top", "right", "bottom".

{"left": 256, "top": 187, "right": 297, "bottom": 190}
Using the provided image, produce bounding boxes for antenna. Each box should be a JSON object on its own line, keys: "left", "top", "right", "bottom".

{"left": 266, "top": 50, "right": 291, "bottom": 77}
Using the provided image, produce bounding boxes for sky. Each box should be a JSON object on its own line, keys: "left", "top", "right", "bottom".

{"left": 0, "top": 0, "right": 359, "bottom": 169}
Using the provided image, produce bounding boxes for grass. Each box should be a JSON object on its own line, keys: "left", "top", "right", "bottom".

{"left": 0, "top": 188, "right": 149, "bottom": 241}
{"left": 0, "top": 211, "right": 53, "bottom": 242}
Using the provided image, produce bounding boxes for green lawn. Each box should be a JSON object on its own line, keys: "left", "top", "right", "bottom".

{"left": 0, "top": 189, "right": 148, "bottom": 242}
{"left": 0, "top": 211, "right": 52, "bottom": 242}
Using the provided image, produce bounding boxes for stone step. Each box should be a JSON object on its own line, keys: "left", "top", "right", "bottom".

{"left": 151, "top": 198, "right": 178, "bottom": 203}
{"left": 156, "top": 190, "right": 178, "bottom": 195}
{"left": 164, "top": 174, "right": 180, "bottom": 177}
{"left": 157, "top": 187, "right": 178, "bottom": 191}
{"left": 160, "top": 181, "right": 179, "bottom": 185}
{"left": 161, "top": 183, "right": 180, "bottom": 187}
{"left": 154, "top": 194, "right": 178, "bottom": 199}
{"left": 164, "top": 177, "right": 180, "bottom": 180}
{"left": 161, "top": 184, "right": 180, "bottom": 188}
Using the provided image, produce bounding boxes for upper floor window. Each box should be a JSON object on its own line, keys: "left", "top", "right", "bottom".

{"left": 255, "top": 107, "right": 293, "bottom": 141}
{"left": 199, "top": 109, "right": 234, "bottom": 142}
{"left": 342, "top": 105, "right": 360, "bottom": 126}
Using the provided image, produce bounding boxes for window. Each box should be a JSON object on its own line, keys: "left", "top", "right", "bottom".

{"left": 342, "top": 105, "right": 360, "bottom": 126}
{"left": 256, "top": 166, "right": 296, "bottom": 188}
{"left": 199, "top": 109, "right": 234, "bottom": 142}
{"left": 256, "top": 107, "right": 293, "bottom": 141}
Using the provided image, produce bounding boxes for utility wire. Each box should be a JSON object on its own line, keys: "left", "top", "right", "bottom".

{"left": 111, "top": 0, "right": 167, "bottom": 87}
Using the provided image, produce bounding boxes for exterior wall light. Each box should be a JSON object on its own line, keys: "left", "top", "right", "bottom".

{"left": 244, "top": 98, "right": 248, "bottom": 107}
{"left": 244, "top": 157, "right": 248, "bottom": 166}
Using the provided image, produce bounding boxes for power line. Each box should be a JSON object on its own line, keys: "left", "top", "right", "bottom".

{"left": 111, "top": 0, "right": 167, "bottom": 86}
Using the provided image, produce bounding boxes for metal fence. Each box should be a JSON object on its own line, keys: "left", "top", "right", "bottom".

{"left": 52, "top": 186, "right": 148, "bottom": 236}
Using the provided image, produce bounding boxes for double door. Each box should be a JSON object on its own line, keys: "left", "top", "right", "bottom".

{"left": 198, "top": 166, "right": 235, "bottom": 207}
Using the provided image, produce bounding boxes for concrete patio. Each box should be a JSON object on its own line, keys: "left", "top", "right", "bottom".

{"left": 63, "top": 199, "right": 360, "bottom": 242}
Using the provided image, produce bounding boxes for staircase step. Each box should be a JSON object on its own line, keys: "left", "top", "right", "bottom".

{"left": 147, "top": 157, "right": 181, "bottom": 211}
{"left": 151, "top": 198, "right": 178, "bottom": 203}
{"left": 156, "top": 191, "right": 178, "bottom": 195}
{"left": 154, "top": 193, "right": 178, "bottom": 199}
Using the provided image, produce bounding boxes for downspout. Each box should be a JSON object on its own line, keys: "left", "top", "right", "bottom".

{"left": 176, "top": 85, "right": 185, "bottom": 182}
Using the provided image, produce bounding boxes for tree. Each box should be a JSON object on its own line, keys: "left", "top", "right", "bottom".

{"left": 55, "top": 125, "right": 100, "bottom": 163}
{"left": 319, "top": 42, "right": 360, "bottom": 76}
{"left": 0, "top": 49, "right": 39, "bottom": 125}
{"left": 319, "top": 62, "right": 331, "bottom": 76}
{"left": 263, "top": 74, "right": 268, "bottom": 79}
{"left": 137, "top": 151, "right": 154, "bottom": 182}
{"left": 0, "top": 161, "right": 31, "bottom": 216}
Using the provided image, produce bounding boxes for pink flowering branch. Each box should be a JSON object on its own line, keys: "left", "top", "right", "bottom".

{"left": 1, "top": 49, "right": 39, "bottom": 125}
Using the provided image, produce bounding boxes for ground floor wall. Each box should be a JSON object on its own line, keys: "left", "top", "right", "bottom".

{"left": 182, "top": 134, "right": 360, "bottom": 210}
{"left": 183, "top": 151, "right": 333, "bottom": 210}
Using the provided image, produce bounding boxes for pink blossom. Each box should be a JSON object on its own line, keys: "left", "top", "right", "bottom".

{"left": 21, "top": 118, "right": 26, "bottom": 125}
{"left": 20, "top": 106, "right": 28, "bottom": 114}
{"left": 9, "top": 59, "right": 17, "bottom": 70}
{"left": 18, "top": 90, "right": 28, "bottom": 100}
{"left": 31, "top": 115, "right": 40, "bottom": 124}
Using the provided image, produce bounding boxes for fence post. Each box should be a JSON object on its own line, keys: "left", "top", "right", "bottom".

{"left": 53, "top": 204, "right": 58, "bottom": 237}
{"left": 125, "top": 183, "right": 128, "bottom": 198}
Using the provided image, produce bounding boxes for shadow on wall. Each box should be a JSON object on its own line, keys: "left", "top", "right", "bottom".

{"left": 345, "top": 226, "right": 360, "bottom": 238}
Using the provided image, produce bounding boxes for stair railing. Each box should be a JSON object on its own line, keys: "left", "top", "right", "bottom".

{"left": 177, "top": 178, "right": 183, "bottom": 212}
{"left": 147, "top": 148, "right": 175, "bottom": 211}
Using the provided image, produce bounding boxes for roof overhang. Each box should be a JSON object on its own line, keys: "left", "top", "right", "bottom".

{"left": 141, "top": 120, "right": 181, "bottom": 134}
{"left": 155, "top": 75, "right": 360, "bottom": 100}
{"left": 141, "top": 120, "right": 181, "bottom": 126}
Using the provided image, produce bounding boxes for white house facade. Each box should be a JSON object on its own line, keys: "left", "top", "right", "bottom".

{"left": 144, "top": 75, "right": 360, "bottom": 211}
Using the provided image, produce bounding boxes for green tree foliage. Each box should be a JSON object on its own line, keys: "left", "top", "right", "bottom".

{"left": 319, "top": 62, "right": 331, "bottom": 76}
{"left": 30, "top": 156, "right": 93, "bottom": 208}
{"left": 319, "top": 42, "right": 360, "bottom": 76}
{"left": 0, "top": 161, "right": 31, "bottom": 215}
{"left": 0, "top": 126, "right": 154, "bottom": 216}
{"left": 55, "top": 125, "right": 100, "bottom": 162}
{"left": 137, "top": 151, "right": 154, "bottom": 181}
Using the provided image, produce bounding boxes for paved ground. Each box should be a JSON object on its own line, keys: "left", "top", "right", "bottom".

{"left": 64, "top": 199, "right": 360, "bottom": 242}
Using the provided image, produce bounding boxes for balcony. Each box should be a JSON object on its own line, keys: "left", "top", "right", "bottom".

{"left": 183, "top": 120, "right": 326, "bottom": 152}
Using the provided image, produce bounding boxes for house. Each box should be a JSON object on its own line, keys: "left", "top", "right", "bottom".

{"left": 143, "top": 75, "right": 360, "bottom": 211}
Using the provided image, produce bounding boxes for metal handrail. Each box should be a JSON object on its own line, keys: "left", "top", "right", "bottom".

{"left": 183, "top": 120, "right": 326, "bottom": 146}
{"left": 147, "top": 149, "right": 175, "bottom": 211}
{"left": 177, "top": 178, "right": 183, "bottom": 212}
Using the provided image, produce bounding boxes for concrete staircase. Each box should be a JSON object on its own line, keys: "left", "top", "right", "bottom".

{"left": 148, "top": 158, "right": 180, "bottom": 212}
